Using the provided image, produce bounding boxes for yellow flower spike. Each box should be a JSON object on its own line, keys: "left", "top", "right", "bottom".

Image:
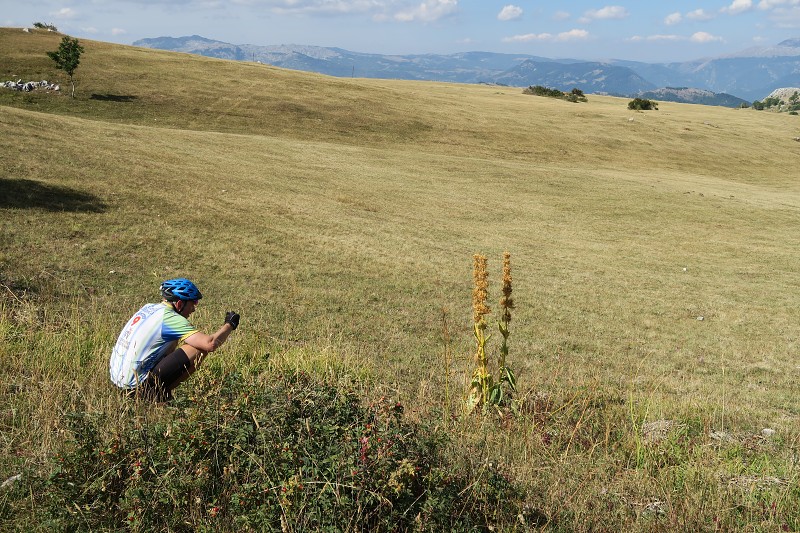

{"left": 500, "top": 251, "right": 514, "bottom": 324}
{"left": 472, "top": 254, "right": 490, "bottom": 325}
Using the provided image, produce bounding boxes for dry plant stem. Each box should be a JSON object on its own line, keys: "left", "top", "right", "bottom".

{"left": 472, "top": 254, "right": 491, "bottom": 406}
{"left": 498, "top": 251, "right": 513, "bottom": 373}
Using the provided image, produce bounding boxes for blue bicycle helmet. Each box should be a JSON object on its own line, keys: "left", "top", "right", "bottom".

{"left": 160, "top": 278, "right": 203, "bottom": 302}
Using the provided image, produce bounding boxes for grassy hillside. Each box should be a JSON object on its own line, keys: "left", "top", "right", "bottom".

{"left": 2, "top": 28, "right": 800, "bottom": 530}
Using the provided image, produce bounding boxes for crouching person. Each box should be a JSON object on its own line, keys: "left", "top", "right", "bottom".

{"left": 109, "top": 278, "right": 240, "bottom": 402}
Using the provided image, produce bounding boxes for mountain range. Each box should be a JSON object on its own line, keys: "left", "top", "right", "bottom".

{"left": 133, "top": 35, "right": 800, "bottom": 106}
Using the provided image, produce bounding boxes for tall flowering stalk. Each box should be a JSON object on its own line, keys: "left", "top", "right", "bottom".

{"left": 470, "top": 254, "right": 492, "bottom": 409}
{"left": 498, "top": 252, "right": 514, "bottom": 373}
{"left": 497, "top": 252, "right": 516, "bottom": 396}
{"left": 467, "top": 252, "right": 517, "bottom": 413}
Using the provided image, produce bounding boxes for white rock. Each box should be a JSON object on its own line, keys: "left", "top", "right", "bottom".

{"left": 762, "top": 428, "right": 776, "bottom": 437}
{"left": 1, "top": 474, "right": 21, "bottom": 489}
{"left": 697, "top": 316, "right": 704, "bottom": 321}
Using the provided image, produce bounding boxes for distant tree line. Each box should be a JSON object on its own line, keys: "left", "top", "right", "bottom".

{"left": 523, "top": 85, "right": 588, "bottom": 103}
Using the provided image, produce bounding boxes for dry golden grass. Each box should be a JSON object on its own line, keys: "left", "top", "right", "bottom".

{"left": 2, "top": 27, "right": 800, "bottom": 530}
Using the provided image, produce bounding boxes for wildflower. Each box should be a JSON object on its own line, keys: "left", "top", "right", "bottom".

{"left": 499, "top": 251, "right": 514, "bottom": 323}
{"left": 472, "top": 254, "right": 490, "bottom": 324}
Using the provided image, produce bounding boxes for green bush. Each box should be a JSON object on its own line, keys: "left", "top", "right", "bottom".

{"left": 628, "top": 98, "right": 658, "bottom": 111}
{"left": 32, "top": 22, "right": 57, "bottom": 31}
{"left": 6, "top": 371, "right": 526, "bottom": 531}
{"left": 523, "top": 85, "right": 587, "bottom": 103}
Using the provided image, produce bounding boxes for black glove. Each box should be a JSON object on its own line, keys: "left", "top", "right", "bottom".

{"left": 224, "top": 311, "right": 240, "bottom": 330}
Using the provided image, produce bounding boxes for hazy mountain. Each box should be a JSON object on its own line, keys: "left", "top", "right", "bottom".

{"left": 494, "top": 60, "right": 655, "bottom": 96}
{"left": 135, "top": 36, "right": 548, "bottom": 82}
{"left": 133, "top": 35, "right": 800, "bottom": 105}
{"left": 635, "top": 87, "right": 748, "bottom": 107}
{"left": 135, "top": 35, "right": 247, "bottom": 61}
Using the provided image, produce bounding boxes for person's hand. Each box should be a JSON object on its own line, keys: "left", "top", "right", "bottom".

{"left": 224, "top": 311, "right": 240, "bottom": 330}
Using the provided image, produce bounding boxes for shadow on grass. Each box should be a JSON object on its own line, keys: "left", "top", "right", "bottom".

{"left": 90, "top": 94, "right": 137, "bottom": 102}
{"left": 0, "top": 178, "right": 107, "bottom": 212}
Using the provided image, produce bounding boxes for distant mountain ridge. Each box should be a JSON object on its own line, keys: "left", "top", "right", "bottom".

{"left": 133, "top": 35, "right": 800, "bottom": 105}
{"left": 636, "top": 87, "right": 748, "bottom": 107}
{"left": 494, "top": 60, "right": 656, "bottom": 96}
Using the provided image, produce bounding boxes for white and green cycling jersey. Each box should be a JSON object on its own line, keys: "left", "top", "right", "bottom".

{"left": 109, "top": 302, "right": 198, "bottom": 388}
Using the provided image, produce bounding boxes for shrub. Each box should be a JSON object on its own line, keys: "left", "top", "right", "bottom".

{"left": 32, "top": 22, "right": 57, "bottom": 31}
{"left": 6, "top": 371, "right": 526, "bottom": 531}
{"left": 523, "top": 85, "right": 587, "bottom": 103}
{"left": 628, "top": 98, "right": 658, "bottom": 111}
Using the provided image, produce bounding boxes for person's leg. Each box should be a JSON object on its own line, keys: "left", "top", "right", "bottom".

{"left": 165, "top": 344, "right": 209, "bottom": 390}
{"left": 145, "top": 346, "right": 203, "bottom": 399}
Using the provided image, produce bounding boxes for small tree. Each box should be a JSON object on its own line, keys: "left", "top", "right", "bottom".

{"left": 47, "top": 36, "right": 84, "bottom": 98}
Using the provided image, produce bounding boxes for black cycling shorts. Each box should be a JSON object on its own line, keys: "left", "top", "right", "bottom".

{"left": 128, "top": 347, "right": 192, "bottom": 402}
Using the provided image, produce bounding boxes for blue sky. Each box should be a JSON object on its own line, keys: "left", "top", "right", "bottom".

{"left": 5, "top": 1, "right": 800, "bottom": 62}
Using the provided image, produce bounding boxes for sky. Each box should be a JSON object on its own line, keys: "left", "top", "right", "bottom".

{"left": 4, "top": 1, "right": 800, "bottom": 63}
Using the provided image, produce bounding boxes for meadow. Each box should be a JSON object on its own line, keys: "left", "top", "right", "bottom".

{"left": 1, "top": 28, "right": 800, "bottom": 530}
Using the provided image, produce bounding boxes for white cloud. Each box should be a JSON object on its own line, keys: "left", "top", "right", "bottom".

{"left": 664, "top": 12, "right": 682, "bottom": 25}
{"left": 503, "top": 28, "right": 588, "bottom": 43}
{"left": 553, "top": 10, "right": 570, "bottom": 21}
{"left": 721, "top": 0, "right": 753, "bottom": 14}
{"left": 111, "top": 28, "right": 127, "bottom": 35}
{"left": 81, "top": 27, "right": 99, "bottom": 34}
{"left": 628, "top": 32, "right": 723, "bottom": 44}
{"left": 761, "top": 0, "right": 800, "bottom": 25}
{"left": 581, "top": 5, "right": 629, "bottom": 21}
{"left": 758, "top": 0, "right": 800, "bottom": 8}
{"left": 629, "top": 34, "right": 682, "bottom": 42}
{"left": 497, "top": 5, "right": 523, "bottom": 21}
{"left": 264, "top": 0, "right": 403, "bottom": 16}
{"left": 687, "top": 9, "right": 714, "bottom": 20}
{"left": 768, "top": 6, "right": 800, "bottom": 27}
{"left": 394, "top": 0, "right": 458, "bottom": 22}
{"left": 690, "top": 31, "right": 723, "bottom": 42}
{"left": 50, "top": 7, "right": 77, "bottom": 19}
{"left": 556, "top": 28, "right": 589, "bottom": 41}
